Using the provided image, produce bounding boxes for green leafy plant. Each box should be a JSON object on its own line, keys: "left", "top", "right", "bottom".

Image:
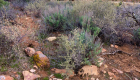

{"left": 54, "top": 73, "right": 64, "bottom": 79}
{"left": 43, "top": 77, "right": 49, "bottom": 80}
{"left": 133, "top": 28, "right": 140, "bottom": 46}
{"left": 0, "top": 0, "right": 9, "bottom": 8}
{"left": 45, "top": 12, "right": 67, "bottom": 32}
{"left": 58, "top": 28, "right": 102, "bottom": 78}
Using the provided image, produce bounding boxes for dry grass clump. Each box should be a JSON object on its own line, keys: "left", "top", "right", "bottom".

{"left": 25, "top": 0, "right": 49, "bottom": 18}
{"left": 72, "top": 0, "right": 116, "bottom": 30}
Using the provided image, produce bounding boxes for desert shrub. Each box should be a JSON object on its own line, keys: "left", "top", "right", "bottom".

{"left": 43, "top": 2, "right": 101, "bottom": 32}
{"left": 116, "top": 3, "right": 140, "bottom": 27}
{"left": 44, "top": 12, "right": 67, "bottom": 31}
{"left": 58, "top": 28, "right": 102, "bottom": 78}
{"left": 72, "top": 0, "right": 116, "bottom": 30}
{"left": 11, "top": 0, "right": 32, "bottom": 11}
{"left": 0, "top": 6, "right": 18, "bottom": 26}
{"left": 42, "top": 3, "right": 77, "bottom": 32}
{"left": 25, "top": 0, "right": 49, "bottom": 18}
{"left": 133, "top": 27, "right": 140, "bottom": 46}
{"left": 0, "top": 0, "right": 9, "bottom": 8}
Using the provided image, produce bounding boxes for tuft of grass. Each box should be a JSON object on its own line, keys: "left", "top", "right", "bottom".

{"left": 0, "top": 66, "right": 8, "bottom": 72}
{"left": 43, "top": 77, "right": 49, "bottom": 80}
{"left": 11, "top": 64, "right": 19, "bottom": 68}
{"left": 54, "top": 73, "right": 64, "bottom": 79}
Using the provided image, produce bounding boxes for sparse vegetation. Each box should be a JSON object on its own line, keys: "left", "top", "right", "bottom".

{"left": 0, "top": 0, "right": 139, "bottom": 80}
{"left": 58, "top": 28, "right": 102, "bottom": 78}
{"left": 0, "top": 0, "right": 9, "bottom": 8}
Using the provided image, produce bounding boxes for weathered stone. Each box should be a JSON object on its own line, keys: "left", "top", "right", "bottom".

{"left": 96, "top": 78, "right": 99, "bottom": 80}
{"left": 0, "top": 75, "right": 14, "bottom": 80}
{"left": 24, "top": 47, "right": 35, "bottom": 57}
{"left": 22, "top": 71, "right": 40, "bottom": 80}
{"left": 52, "top": 78, "right": 62, "bottom": 80}
{"left": 91, "top": 77, "right": 95, "bottom": 80}
{"left": 112, "top": 68, "right": 123, "bottom": 74}
{"left": 47, "top": 37, "right": 57, "bottom": 42}
{"left": 33, "top": 65, "right": 38, "bottom": 69}
{"left": 49, "top": 74, "right": 55, "bottom": 80}
{"left": 33, "top": 51, "right": 50, "bottom": 68}
{"left": 110, "top": 44, "right": 114, "bottom": 47}
{"left": 114, "top": 45, "right": 118, "bottom": 49}
{"left": 102, "top": 48, "right": 107, "bottom": 53}
{"left": 78, "top": 65, "right": 98, "bottom": 77}
{"left": 97, "top": 56, "right": 104, "bottom": 67}
{"left": 30, "top": 69, "right": 36, "bottom": 73}
{"left": 108, "top": 72, "right": 115, "bottom": 76}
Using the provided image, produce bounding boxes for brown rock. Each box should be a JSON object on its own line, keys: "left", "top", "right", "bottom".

{"left": 24, "top": 47, "right": 35, "bottom": 57}
{"left": 110, "top": 44, "right": 114, "bottom": 47}
{"left": 33, "top": 65, "right": 38, "bottom": 69}
{"left": 102, "top": 48, "right": 107, "bottom": 53}
{"left": 108, "top": 72, "right": 115, "bottom": 76}
{"left": 114, "top": 45, "right": 118, "bottom": 49}
{"left": 33, "top": 51, "right": 50, "bottom": 68}
{"left": 78, "top": 65, "right": 98, "bottom": 77}
{"left": 47, "top": 37, "right": 57, "bottom": 42}
{"left": 22, "top": 71, "right": 40, "bottom": 80}
{"left": 0, "top": 75, "right": 14, "bottom": 80}
{"left": 112, "top": 69, "right": 123, "bottom": 74}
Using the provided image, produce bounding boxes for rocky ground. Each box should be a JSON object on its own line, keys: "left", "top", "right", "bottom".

{"left": 0, "top": 1, "right": 140, "bottom": 80}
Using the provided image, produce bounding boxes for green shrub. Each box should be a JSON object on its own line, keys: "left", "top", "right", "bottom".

{"left": 54, "top": 73, "right": 64, "bottom": 79}
{"left": 58, "top": 28, "right": 102, "bottom": 78}
{"left": 0, "top": 0, "right": 9, "bottom": 8}
{"left": 133, "top": 28, "right": 140, "bottom": 46}
{"left": 72, "top": 0, "right": 117, "bottom": 32}
{"left": 45, "top": 12, "right": 67, "bottom": 32}
{"left": 25, "top": 0, "right": 49, "bottom": 17}
{"left": 43, "top": 77, "right": 49, "bottom": 80}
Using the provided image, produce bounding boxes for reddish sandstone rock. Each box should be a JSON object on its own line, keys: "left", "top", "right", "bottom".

{"left": 24, "top": 47, "right": 35, "bottom": 57}
{"left": 22, "top": 71, "right": 40, "bottom": 80}
{"left": 33, "top": 51, "right": 50, "bottom": 68}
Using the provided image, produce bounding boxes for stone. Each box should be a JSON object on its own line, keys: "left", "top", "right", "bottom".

{"left": 47, "top": 37, "right": 57, "bottom": 42}
{"left": 110, "top": 44, "right": 114, "bottom": 47}
{"left": 108, "top": 72, "right": 115, "bottom": 76}
{"left": 97, "top": 56, "right": 104, "bottom": 67}
{"left": 22, "top": 71, "right": 40, "bottom": 80}
{"left": 49, "top": 74, "right": 55, "bottom": 80}
{"left": 114, "top": 45, "right": 118, "bottom": 49}
{"left": 104, "top": 64, "right": 108, "bottom": 68}
{"left": 112, "top": 69, "right": 123, "bottom": 74}
{"left": 33, "top": 51, "right": 50, "bottom": 68}
{"left": 78, "top": 65, "right": 98, "bottom": 77}
{"left": 102, "top": 48, "right": 107, "bottom": 53}
{"left": 0, "top": 75, "right": 14, "bottom": 80}
{"left": 24, "top": 47, "right": 35, "bottom": 57}
{"left": 51, "top": 68, "right": 74, "bottom": 77}
{"left": 30, "top": 69, "right": 36, "bottom": 73}
{"left": 134, "top": 77, "right": 138, "bottom": 80}
{"left": 96, "top": 78, "right": 99, "bottom": 80}
{"left": 91, "top": 77, "right": 95, "bottom": 80}
{"left": 33, "top": 65, "right": 38, "bottom": 69}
